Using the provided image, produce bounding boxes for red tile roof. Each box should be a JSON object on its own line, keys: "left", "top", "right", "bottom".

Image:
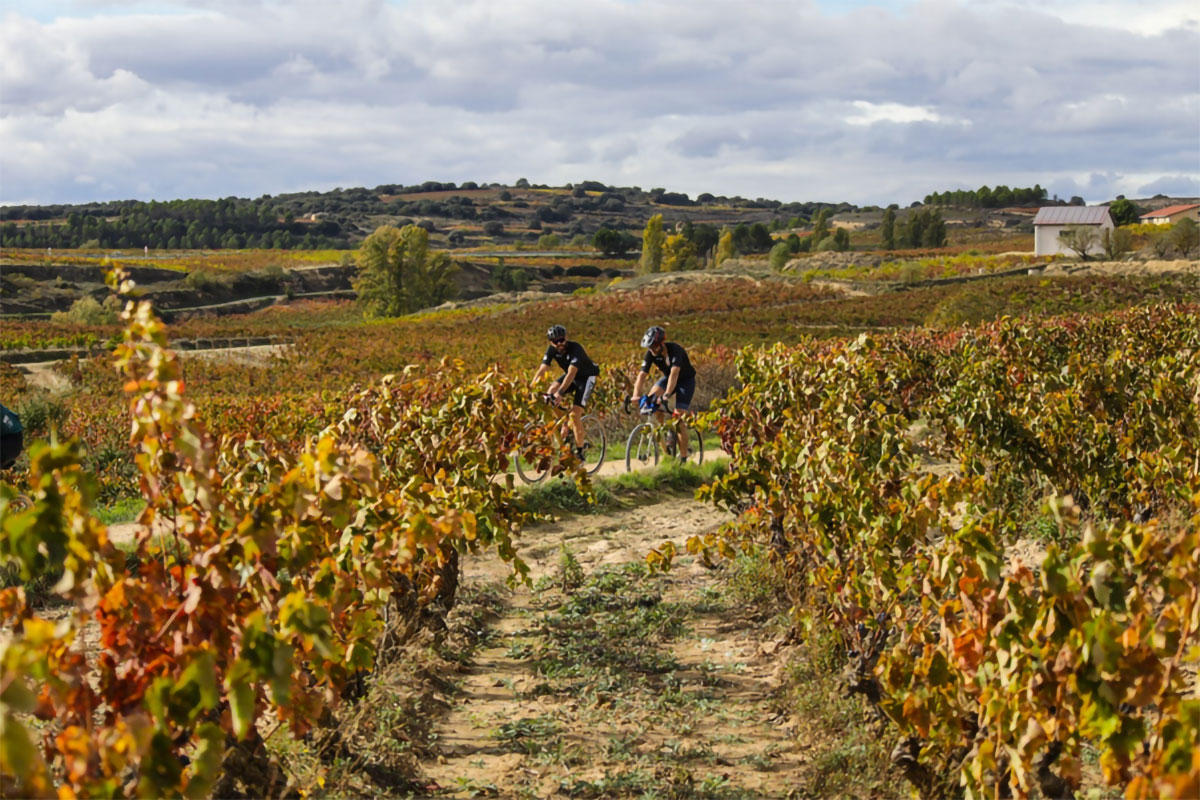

{"left": 1139, "top": 203, "right": 1200, "bottom": 218}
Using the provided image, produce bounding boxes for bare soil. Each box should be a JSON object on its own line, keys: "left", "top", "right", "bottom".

{"left": 418, "top": 495, "right": 810, "bottom": 798}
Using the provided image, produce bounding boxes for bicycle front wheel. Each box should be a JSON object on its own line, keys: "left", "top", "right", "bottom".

{"left": 580, "top": 415, "right": 607, "bottom": 475}
{"left": 625, "top": 423, "right": 659, "bottom": 473}
{"left": 515, "top": 420, "right": 552, "bottom": 484}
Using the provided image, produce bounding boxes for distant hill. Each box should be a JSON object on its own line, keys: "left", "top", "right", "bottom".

{"left": 0, "top": 181, "right": 864, "bottom": 253}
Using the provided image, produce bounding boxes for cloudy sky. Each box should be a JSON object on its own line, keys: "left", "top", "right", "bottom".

{"left": 2, "top": 0, "right": 1198, "bottom": 207}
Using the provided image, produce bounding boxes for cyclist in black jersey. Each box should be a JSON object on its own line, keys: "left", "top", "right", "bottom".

{"left": 1, "top": 403, "right": 23, "bottom": 470}
{"left": 631, "top": 326, "right": 696, "bottom": 459}
{"left": 530, "top": 324, "right": 601, "bottom": 454}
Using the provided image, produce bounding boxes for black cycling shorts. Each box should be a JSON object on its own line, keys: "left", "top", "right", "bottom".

{"left": 0, "top": 432, "right": 23, "bottom": 470}
{"left": 555, "top": 374, "right": 597, "bottom": 409}
{"left": 655, "top": 375, "right": 696, "bottom": 411}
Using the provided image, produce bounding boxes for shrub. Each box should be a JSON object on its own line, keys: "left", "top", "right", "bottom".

{"left": 537, "top": 233, "right": 561, "bottom": 249}
{"left": 482, "top": 221, "right": 505, "bottom": 237}
{"left": 16, "top": 392, "right": 70, "bottom": 438}
{"left": 1170, "top": 217, "right": 1198, "bottom": 257}
{"left": 491, "top": 260, "right": 529, "bottom": 292}
{"left": 50, "top": 295, "right": 119, "bottom": 326}
{"left": 898, "top": 262, "right": 924, "bottom": 284}
{"left": 184, "top": 269, "right": 227, "bottom": 292}
{"left": 923, "top": 286, "right": 1006, "bottom": 327}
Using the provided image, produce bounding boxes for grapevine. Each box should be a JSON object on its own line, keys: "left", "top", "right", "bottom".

{"left": 697, "top": 304, "right": 1199, "bottom": 798}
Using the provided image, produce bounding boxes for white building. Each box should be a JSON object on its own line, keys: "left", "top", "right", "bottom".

{"left": 1138, "top": 203, "right": 1200, "bottom": 226}
{"left": 1033, "top": 206, "right": 1115, "bottom": 257}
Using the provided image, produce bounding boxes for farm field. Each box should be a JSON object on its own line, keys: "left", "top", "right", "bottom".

{"left": 1, "top": 259, "right": 1198, "bottom": 798}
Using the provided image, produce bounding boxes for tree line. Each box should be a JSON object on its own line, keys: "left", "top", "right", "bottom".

{"left": 1, "top": 198, "right": 350, "bottom": 251}
{"left": 625, "top": 206, "right": 949, "bottom": 274}
{"left": 922, "top": 184, "right": 1047, "bottom": 208}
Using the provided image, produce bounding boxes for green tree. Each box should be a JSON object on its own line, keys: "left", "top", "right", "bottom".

{"left": 354, "top": 224, "right": 457, "bottom": 318}
{"left": 810, "top": 209, "right": 830, "bottom": 247}
{"left": 661, "top": 233, "right": 698, "bottom": 272}
{"left": 688, "top": 223, "right": 720, "bottom": 257}
{"left": 1170, "top": 217, "right": 1198, "bottom": 257}
{"left": 713, "top": 229, "right": 734, "bottom": 268}
{"left": 748, "top": 223, "right": 773, "bottom": 252}
{"left": 639, "top": 214, "right": 665, "bottom": 274}
{"left": 1100, "top": 227, "right": 1133, "bottom": 260}
{"left": 768, "top": 241, "right": 791, "bottom": 271}
{"left": 881, "top": 207, "right": 896, "bottom": 250}
{"left": 921, "top": 210, "right": 947, "bottom": 247}
{"left": 1107, "top": 198, "right": 1140, "bottom": 227}
{"left": 592, "top": 228, "right": 628, "bottom": 257}
{"left": 831, "top": 227, "right": 851, "bottom": 251}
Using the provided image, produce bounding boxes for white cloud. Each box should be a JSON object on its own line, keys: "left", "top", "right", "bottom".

{"left": 0, "top": 0, "right": 1197, "bottom": 206}
{"left": 846, "top": 101, "right": 947, "bottom": 126}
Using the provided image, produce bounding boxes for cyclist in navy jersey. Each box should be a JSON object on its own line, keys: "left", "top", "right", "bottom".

{"left": 530, "top": 324, "right": 601, "bottom": 455}
{"left": 631, "top": 326, "right": 696, "bottom": 459}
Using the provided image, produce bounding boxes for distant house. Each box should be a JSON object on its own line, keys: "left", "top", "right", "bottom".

{"left": 1138, "top": 203, "right": 1200, "bottom": 226}
{"left": 1033, "top": 206, "right": 1114, "bottom": 256}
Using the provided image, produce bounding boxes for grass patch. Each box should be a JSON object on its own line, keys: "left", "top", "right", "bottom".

{"left": 531, "top": 562, "right": 688, "bottom": 688}
{"left": 783, "top": 618, "right": 905, "bottom": 798}
{"left": 722, "top": 545, "right": 791, "bottom": 623}
{"left": 95, "top": 496, "right": 146, "bottom": 525}
{"left": 518, "top": 457, "right": 728, "bottom": 516}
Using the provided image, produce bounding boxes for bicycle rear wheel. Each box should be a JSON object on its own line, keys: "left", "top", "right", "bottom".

{"left": 580, "top": 415, "right": 607, "bottom": 475}
{"left": 673, "top": 425, "right": 703, "bottom": 467}
{"left": 515, "top": 421, "right": 553, "bottom": 484}
{"left": 625, "top": 423, "right": 659, "bottom": 473}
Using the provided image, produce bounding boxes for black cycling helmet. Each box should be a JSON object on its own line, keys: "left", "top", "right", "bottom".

{"left": 640, "top": 325, "right": 665, "bottom": 349}
{"left": 547, "top": 324, "right": 567, "bottom": 341}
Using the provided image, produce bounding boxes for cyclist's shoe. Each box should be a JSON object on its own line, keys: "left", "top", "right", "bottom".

{"left": 573, "top": 443, "right": 589, "bottom": 460}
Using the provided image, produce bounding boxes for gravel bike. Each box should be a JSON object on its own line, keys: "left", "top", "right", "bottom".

{"left": 514, "top": 394, "right": 607, "bottom": 484}
{"left": 624, "top": 396, "right": 703, "bottom": 473}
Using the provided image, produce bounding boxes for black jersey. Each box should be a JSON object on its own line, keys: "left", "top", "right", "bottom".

{"left": 642, "top": 342, "right": 695, "bottom": 381}
{"left": 543, "top": 341, "right": 600, "bottom": 378}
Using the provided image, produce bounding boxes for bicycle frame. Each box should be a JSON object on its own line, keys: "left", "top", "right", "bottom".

{"left": 515, "top": 394, "right": 607, "bottom": 483}
{"left": 623, "top": 396, "right": 702, "bottom": 471}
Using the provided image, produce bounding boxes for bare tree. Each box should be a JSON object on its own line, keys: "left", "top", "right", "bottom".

{"left": 1058, "top": 225, "right": 1100, "bottom": 260}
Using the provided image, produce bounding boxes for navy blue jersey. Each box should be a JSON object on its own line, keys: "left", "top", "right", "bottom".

{"left": 543, "top": 341, "right": 600, "bottom": 378}
{"left": 641, "top": 342, "right": 695, "bottom": 381}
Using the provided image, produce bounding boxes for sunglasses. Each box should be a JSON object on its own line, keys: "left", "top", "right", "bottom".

{"left": 551, "top": 337, "right": 566, "bottom": 344}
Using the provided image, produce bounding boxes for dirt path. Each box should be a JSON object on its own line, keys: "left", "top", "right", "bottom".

{"left": 419, "top": 495, "right": 807, "bottom": 799}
